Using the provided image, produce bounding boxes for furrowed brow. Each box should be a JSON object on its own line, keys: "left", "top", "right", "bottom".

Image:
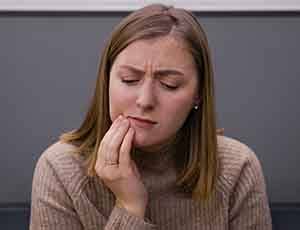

{"left": 119, "top": 65, "right": 184, "bottom": 77}
{"left": 119, "top": 65, "right": 145, "bottom": 75}
{"left": 154, "top": 69, "right": 184, "bottom": 77}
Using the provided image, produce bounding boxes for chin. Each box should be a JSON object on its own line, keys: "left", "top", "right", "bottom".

{"left": 133, "top": 135, "right": 155, "bottom": 150}
{"left": 133, "top": 136, "right": 149, "bottom": 148}
{"left": 133, "top": 135, "right": 169, "bottom": 153}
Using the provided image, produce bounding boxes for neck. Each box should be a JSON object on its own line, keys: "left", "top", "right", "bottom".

{"left": 136, "top": 133, "right": 178, "bottom": 154}
{"left": 131, "top": 132, "right": 183, "bottom": 173}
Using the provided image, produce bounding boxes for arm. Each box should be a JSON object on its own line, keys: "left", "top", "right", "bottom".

{"left": 229, "top": 150, "right": 272, "bottom": 230}
{"left": 104, "top": 206, "right": 155, "bottom": 230}
{"left": 30, "top": 151, "right": 156, "bottom": 230}
{"left": 30, "top": 154, "right": 84, "bottom": 230}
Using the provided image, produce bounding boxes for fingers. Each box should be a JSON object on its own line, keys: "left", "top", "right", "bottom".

{"left": 97, "top": 115, "right": 122, "bottom": 162}
{"left": 97, "top": 115, "right": 131, "bottom": 165}
{"left": 100, "top": 115, "right": 123, "bottom": 150}
{"left": 106, "top": 118, "right": 130, "bottom": 163}
{"left": 119, "top": 127, "right": 135, "bottom": 167}
{"left": 97, "top": 115, "right": 123, "bottom": 162}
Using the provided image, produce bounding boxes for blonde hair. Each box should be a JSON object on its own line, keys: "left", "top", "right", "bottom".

{"left": 60, "top": 4, "right": 221, "bottom": 201}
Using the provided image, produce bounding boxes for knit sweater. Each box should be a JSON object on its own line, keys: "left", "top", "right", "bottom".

{"left": 30, "top": 135, "right": 272, "bottom": 230}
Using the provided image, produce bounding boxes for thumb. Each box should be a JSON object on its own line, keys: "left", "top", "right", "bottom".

{"left": 130, "top": 159, "right": 142, "bottom": 180}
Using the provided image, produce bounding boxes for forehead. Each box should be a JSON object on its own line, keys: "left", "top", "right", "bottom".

{"left": 112, "top": 36, "right": 196, "bottom": 72}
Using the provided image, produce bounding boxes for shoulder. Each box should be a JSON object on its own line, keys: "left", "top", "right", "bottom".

{"left": 216, "top": 135, "right": 256, "bottom": 164}
{"left": 33, "top": 140, "right": 88, "bottom": 199}
{"left": 216, "top": 135, "right": 266, "bottom": 194}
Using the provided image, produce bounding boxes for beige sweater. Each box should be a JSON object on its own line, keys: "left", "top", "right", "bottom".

{"left": 30, "top": 135, "right": 272, "bottom": 230}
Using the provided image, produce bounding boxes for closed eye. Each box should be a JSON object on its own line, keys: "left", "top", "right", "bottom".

{"left": 161, "top": 82, "right": 178, "bottom": 90}
{"left": 121, "top": 79, "right": 178, "bottom": 90}
{"left": 121, "top": 79, "right": 139, "bottom": 84}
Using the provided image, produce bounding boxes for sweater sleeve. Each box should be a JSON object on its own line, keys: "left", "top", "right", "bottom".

{"left": 30, "top": 154, "right": 84, "bottom": 230}
{"left": 30, "top": 149, "right": 156, "bottom": 230}
{"left": 104, "top": 206, "right": 156, "bottom": 230}
{"left": 228, "top": 150, "right": 272, "bottom": 230}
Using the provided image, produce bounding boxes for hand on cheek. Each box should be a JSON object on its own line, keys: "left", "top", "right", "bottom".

{"left": 94, "top": 115, "right": 148, "bottom": 218}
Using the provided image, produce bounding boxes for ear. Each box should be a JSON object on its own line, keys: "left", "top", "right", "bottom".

{"left": 194, "top": 94, "right": 202, "bottom": 107}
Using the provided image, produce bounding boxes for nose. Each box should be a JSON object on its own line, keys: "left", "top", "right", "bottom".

{"left": 136, "top": 80, "right": 156, "bottom": 111}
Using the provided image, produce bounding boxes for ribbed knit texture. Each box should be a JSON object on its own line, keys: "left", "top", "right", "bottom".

{"left": 30, "top": 135, "right": 272, "bottom": 230}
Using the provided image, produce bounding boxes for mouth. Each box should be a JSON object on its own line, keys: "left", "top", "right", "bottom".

{"left": 128, "top": 116, "right": 156, "bottom": 123}
{"left": 127, "top": 116, "right": 157, "bottom": 128}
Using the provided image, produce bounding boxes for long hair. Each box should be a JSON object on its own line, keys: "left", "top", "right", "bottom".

{"left": 60, "top": 3, "right": 220, "bottom": 201}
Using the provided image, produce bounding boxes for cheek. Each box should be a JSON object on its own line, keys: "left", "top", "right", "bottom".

{"left": 159, "top": 98, "right": 193, "bottom": 135}
{"left": 164, "top": 95, "right": 194, "bottom": 121}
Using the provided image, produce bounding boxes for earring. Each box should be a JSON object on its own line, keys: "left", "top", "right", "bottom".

{"left": 194, "top": 105, "right": 199, "bottom": 110}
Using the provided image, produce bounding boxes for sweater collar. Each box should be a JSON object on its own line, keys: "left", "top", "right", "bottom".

{"left": 131, "top": 132, "right": 183, "bottom": 174}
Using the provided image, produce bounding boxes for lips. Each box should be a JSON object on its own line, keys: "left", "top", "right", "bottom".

{"left": 128, "top": 116, "right": 157, "bottom": 128}
{"left": 129, "top": 116, "right": 156, "bottom": 124}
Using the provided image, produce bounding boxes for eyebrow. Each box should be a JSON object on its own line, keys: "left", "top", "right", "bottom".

{"left": 118, "top": 65, "right": 185, "bottom": 77}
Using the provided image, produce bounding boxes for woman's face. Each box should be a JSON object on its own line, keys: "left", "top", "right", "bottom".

{"left": 109, "top": 35, "right": 200, "bottom": 152}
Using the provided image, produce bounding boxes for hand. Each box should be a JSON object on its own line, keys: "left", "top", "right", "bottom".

{"left": 95, "top": 115, "right": 148, "bottom": 218}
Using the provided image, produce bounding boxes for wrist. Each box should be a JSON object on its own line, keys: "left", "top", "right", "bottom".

{"left": 116, "top": 200, "right": 147, "bottom": 219}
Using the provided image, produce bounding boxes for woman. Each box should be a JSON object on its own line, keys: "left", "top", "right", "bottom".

{"left": 30, "top": 4, "right": 272, "bottom": 230}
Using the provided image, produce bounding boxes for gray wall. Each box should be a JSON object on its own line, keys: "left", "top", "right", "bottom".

{"left": 1, "top": 12, "right": 299, "bottom": 203}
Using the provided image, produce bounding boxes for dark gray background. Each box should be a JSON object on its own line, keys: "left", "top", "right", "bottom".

{"left": 0, "top": 12, "right": 299, "bottom": 203}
